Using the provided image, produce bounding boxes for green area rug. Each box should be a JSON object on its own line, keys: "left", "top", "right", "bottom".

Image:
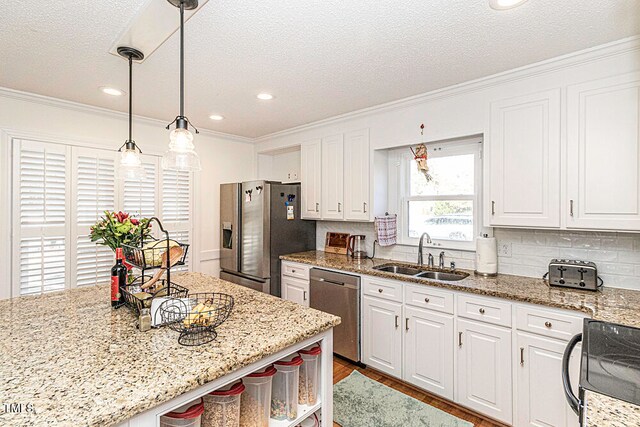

{"left": 334, "top": 370, "right": 473, "bottom": 427}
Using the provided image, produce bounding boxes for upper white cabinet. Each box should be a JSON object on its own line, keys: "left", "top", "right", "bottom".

{"left": 300, "top": 139, "right": 322, "bottom": 219}
{"left": 343, "top": 129, "right": 371, "bottom": 221}
{"left": 567, "top": 72, "right": 640, "bottom": 231}
{"left": 488, "top": 89, "right": 561, "bottom": 228}
{"left": 321, "top": 134, "right": 345, "bottom": 220}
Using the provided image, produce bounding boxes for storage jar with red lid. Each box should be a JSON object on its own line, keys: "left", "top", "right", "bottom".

{"left": 271, "top": 355, "right": 303, "bottom": 421}
{"left": 241, "top": 365, "right": 276, "bottom": 427}
{"left": 203, "top": 380, "right": 245, "bottom": 427}
{"left": 161, "top": 398, "right": 205, "bottom": 427}
{"left": 298, "top": 345, "right": 322, "bottom": 405}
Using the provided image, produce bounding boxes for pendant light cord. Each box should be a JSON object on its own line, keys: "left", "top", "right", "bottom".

{"left": 179, "top": 1, "right": 185, "bottom": 118}
{"left": 128, "top": 54, "right": 133, "bottom": 143}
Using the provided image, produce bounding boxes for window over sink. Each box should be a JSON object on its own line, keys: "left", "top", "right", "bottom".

{"left": 390, "top": 137, "right": 482, "bottom": 251}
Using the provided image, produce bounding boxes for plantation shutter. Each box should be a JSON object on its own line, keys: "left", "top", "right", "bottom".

{"left": 70, "top": 148, "right": 117, "bottom": 287}
{"left": 123, "top": 155, "right": 159, "bottom": 218}
{"left": 161, "top": 168, "right": 192, "bottom": 271}
{"left": 12, "top": 140, "right": 69, "bottom": 296}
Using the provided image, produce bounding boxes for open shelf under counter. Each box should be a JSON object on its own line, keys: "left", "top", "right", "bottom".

{"left": 116, "top": 329, "right": 333, "bottom": 427}
{"left": 270, "top": 403, "right": 321, "bottom": 427}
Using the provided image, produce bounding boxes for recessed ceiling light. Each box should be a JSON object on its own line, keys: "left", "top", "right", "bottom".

{"left": 100, "top": 86, "right": 124, "bottom": 96}
{"left": 257, "top": 93, "right": 274, "bottom": 100}
{"left": 209, "top": 115, "right": 224, "bottom": 121}
{"left": 489, "top": 0, "right": 528, "bottom": 10}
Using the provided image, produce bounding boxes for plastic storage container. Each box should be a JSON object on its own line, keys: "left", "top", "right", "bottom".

{"left": 271, "top": 354, "right": 304, "bottom": 421}
{"left": 161, "top": 398, "right": 205, "bottom": 427}
{"left": 241, "top": 365, "right": 276, "bottom": 427}
{"left": 298, "top": 345, "right": 322, "bottom": 406}
{"left": 203, "top": 380, "right": 245, "bottom": 427}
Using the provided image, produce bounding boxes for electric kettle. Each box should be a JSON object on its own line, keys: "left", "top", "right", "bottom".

{"left": 347, "top": 235, "right": 368, "bottom": 259}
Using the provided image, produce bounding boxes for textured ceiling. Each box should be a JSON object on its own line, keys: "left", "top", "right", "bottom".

{"left": 1, "top": 0, "right": 638, "bottom": 138}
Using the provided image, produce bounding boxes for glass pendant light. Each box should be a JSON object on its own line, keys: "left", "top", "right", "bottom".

{"left": 117, "top": 46, "right": 146, "bottom": 180}
{"left": 162, "top": 0, "right": 202, "bottom": 172}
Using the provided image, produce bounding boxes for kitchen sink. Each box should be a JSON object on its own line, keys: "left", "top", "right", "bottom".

{"left": 373, "top": 263, "right": 469, "bottom": 281}
{"left": 374, "top": 265, "right": 423, "bottom": 275}
{"left": 415, "top": 270, "right": 468, "bottom": 281}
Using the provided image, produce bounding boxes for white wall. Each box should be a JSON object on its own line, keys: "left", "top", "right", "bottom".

{"left": 256, "top": 37, "right": 640, "bottom": 290}
{"left": 0, "top": 89, "right": 256, "bottom": 296}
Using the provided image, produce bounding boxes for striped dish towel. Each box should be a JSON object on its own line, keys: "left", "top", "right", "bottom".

{"left": 375, "top": 215, "right": 397, "bottom": 247}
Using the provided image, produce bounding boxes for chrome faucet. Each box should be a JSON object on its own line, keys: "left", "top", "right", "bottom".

{"left": 417, "top": 232, "right": 432, "bottom": 265}
{"left": 438, "top": 251, "right": 445, "bottom": 269}
{"left": 428, "top": 253, "right": 434, "bottom": 268}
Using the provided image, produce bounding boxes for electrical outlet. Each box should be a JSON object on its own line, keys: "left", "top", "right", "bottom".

{"left": 499, "top": 242, "right": 512, "bottom": 258}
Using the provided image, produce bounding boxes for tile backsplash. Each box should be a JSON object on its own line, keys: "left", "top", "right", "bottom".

{"left": 315, "top": 222, "right": 640, "bottom": 291}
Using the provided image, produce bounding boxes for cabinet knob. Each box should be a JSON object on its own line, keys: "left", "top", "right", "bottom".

{"left": 479, "top": 308, "right": 485, "bottom": 314}
{"left": 424, "top": 297, "right": 430, "bottom": 303}
{"left": 378, "top": 288, "right": 383, "bottom": 293}
{"left": 291, "top": 269, "right": 296, "bottom": 273}
{"left": 545, "top": 321, "right": 552, "bottom": 328}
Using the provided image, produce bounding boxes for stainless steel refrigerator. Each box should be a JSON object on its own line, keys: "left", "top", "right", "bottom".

{"left": 220, "top": 181, "right": 316, "bottom": 296}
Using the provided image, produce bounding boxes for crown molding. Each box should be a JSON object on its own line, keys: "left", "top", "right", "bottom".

{"left": 254, "top": 35, "right": 640, "bottom": 142}
{"left": 0, "top": 87, "right": 255, "bottom": 144}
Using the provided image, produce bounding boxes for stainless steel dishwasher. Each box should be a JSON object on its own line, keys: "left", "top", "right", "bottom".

{"left": 310, "top": 268, "right": 360, "bottom": 362}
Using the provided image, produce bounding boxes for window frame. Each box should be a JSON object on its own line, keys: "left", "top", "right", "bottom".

{"left": 393, "top": 138, "right": 483, "bottom": 251}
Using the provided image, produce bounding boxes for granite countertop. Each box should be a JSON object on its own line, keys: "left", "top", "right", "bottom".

{"left": 280, "top": 250, "right": 640, "bottom": 426}
{"left": 0, "top": 273, "right": 340, "bottom": 427}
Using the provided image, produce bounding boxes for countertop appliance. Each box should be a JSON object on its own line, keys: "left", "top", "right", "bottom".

{"left": 347, "top": 234, "right": 368, "bottom": 259}
{"left": 562, "top": 319, "right": 640, "bottom": 426}
{"left": 310, "top": 268, "right": 360, "bottom": 362}
{"left": 547, "top": 259, "right": 601, "bottom": 291}
{"left": 220, "top": 181, "right": 316, "bottom": 296}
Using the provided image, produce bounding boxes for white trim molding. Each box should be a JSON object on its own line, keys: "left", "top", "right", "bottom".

{"left": 200, "top": 249, "right": 221, "bottom": 262}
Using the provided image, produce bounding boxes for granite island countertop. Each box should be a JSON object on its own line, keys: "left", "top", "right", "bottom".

{"left": 281, "top": 250, "right": 640, "bottom": 426}
{"left": 0, "top": 273, "right": 340, "bottom": 427}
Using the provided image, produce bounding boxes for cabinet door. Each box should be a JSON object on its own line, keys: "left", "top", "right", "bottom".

{"left": 456, "top": 318, "right": 512, "bottom": 424}
{"left": 567, "top": 73, "right": 640, "bottom": 230}
{"left": 488, "top": 89, "right": 561, "bottom": 228}
{"left": 344, "top": 129, "right": 370, "bottom": 221}
{"left": 321, "top": 134, "right": 345, "bottom": 220}
{"left": 362, "top": 295, "right": 402, "bottom": 378}
{"left": 301, "top": 139, "right": 322, "bottom": 219}
{"left": 516, "top": 332, "right": 580, "bottom": 427}
{"left": 281, "top": 276, "right": 309, "bottom": 307}
{"left": 404, "top": 306, "right": 454, "bottom": 400}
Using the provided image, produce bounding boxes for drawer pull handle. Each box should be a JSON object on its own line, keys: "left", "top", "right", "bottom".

{"left": 303, "top": 291, "right": 307, "bottom": 301}
{"left": 378, "top": 288, "right": 383, "bottom": 293}
{"left": 520, "top": 347, "right": 525, "bottom": 366}
{"left": 424, "top": 297, "right": 430, "bottom": 303}
{"left": 406, "top": 318, "right": 409, "bottom": 331}
{"left": 545, "top": 321, "right": 552, "bottom": 328}
{"left": 395, "top": 315, "right": 399, "bottom": 328}
{"left": 458, "top": 332, "right": 463, "bottom": 347}
{"left": 479, "top": 308, "right": 485, "bottom": 314}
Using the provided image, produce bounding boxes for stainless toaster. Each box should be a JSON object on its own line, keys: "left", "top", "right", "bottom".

{"left": 547, "top": 259, "right": 601, "bottom": 291}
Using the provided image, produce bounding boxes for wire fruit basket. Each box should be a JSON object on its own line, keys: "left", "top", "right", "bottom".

{"left": 159, "top": 293, "right": 234, "bottom": 346}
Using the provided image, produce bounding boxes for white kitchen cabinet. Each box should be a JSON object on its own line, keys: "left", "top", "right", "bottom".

{"left": 281, "top": 275, "right": 309, "bottom": 307}
{"left": 567, "top": 72, "right": 640, "bottom": 230}
{"left": 404, "top": 305, "right": 454, "bottom": 400}
{"left": 320, "top": 134, "right": 344, "bottom": 220}
{"left": 343, "top": 128, "right": 370, "bottom": 221}
{"left": 487, "top": 89, "right": 561, "bottom": 228}
{"left": 301, "top": 139, "right": 322, "bottom": 219}
{"left": 515, "top": 331, "right": 580, "bottom": 427}
{"left": 362, "top": 295, "right": 403, "bottom": 378}
{"left": 456, "top": 318, "right": 512, "bottom": 425}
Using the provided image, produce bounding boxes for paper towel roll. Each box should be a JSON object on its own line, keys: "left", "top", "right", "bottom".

{"left": 475, "top": 235, "right": 498, "bottom": 276}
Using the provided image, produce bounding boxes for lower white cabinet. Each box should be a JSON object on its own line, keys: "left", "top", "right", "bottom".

{"left": 404, "top": 306, "right": 454, "bottom": 400}
{"left": 281, "top": 275, "right": 309, "bottom": 308}
{"left": 362, "top": 295, "right": 403, "bottom": 378}
{"left": 456, "top": 318, "right": 513, "bottom": 425}
{"left": 515, "top": 331, "right": 580, "bottom": 427}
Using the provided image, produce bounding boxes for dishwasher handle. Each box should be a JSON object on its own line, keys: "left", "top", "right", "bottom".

{"left": 317, "top": 277, "right": 345, "bottom": 286}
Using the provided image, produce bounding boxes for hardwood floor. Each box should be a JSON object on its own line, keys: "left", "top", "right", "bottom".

{"left": 332, "top": 357, "right": 505, "bottom": 427}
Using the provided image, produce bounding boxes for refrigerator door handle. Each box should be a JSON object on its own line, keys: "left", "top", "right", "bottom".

{"left": 562, "top": 332, "right": 582, "bottom": 416}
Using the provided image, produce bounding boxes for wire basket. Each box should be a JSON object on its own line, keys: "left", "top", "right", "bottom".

{"left": 122, "top": 237, "right": 189, "bottom": 270}
{"left": 159, "top": 293, "right": 234, "bottom": 346}
{"left": 121, "top": 278, "right": 189, "bottom": 315}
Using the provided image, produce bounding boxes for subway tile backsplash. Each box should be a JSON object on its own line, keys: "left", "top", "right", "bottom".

{"left": 315, "top": 222, "right": 640, "bottom": 291}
